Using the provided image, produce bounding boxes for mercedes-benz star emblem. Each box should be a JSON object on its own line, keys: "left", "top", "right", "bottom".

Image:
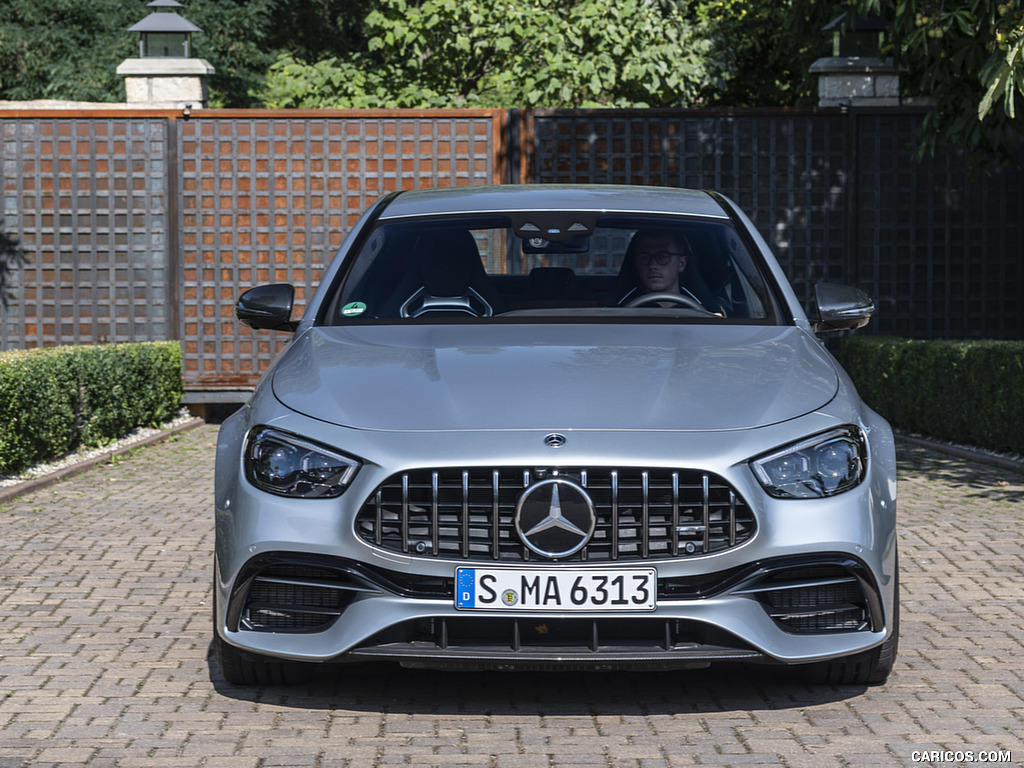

{"left": 515, "top": 478, "right": 595, "bottom": 559}
{"left": 544, "top": 433, "right": 567, "bottom": 448}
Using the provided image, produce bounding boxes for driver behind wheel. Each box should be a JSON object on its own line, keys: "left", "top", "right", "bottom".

{"left": 614, "top": 229, "right": 704, "bottom": 308}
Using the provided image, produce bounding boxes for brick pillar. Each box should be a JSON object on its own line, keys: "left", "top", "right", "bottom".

{"left": 809, "top": 57, "right": 900, "bottom": 108}
{"left": 116, "top": 58, "right": 214, "bottom": 109}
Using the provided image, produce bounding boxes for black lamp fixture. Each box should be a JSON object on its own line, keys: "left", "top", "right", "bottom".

{"left": 822, "top": 6, "right": 890, "bottom": 58}
{"left": 129, "top": 0, "right": 202, "bottom": 58}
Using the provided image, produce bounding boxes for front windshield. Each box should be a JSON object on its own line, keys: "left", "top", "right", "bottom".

{"left": 325, "top": 214, "right": 780, "bottom": 324}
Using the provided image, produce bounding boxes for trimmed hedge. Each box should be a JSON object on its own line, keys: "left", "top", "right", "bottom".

{"left": 0, "top": 342, "right": 183, "bottom": 475}
{"left": 837, "top": 337, "right": 1024, "bottom": 455}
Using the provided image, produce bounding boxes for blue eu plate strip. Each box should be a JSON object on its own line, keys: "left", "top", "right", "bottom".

{"left": 456, "top": 568, "right": 475, "bottom": 608}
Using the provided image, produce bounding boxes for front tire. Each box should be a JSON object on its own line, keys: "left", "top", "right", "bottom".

{"left": 211, "top": 569, "right": 317, "bottom": 686}
{"left": 803, "top": 561, "right": 900, "bottom": 686}
{"left": 213, "top": 631, "right": 317, "bottom": 686}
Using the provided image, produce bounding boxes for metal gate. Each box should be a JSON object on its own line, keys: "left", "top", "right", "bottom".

{"left": 1, "top": 116, "right": 172, "bottom": 348}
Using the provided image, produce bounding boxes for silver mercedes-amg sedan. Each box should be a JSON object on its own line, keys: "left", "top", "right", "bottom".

{"left": 213, "top": 184, "right": 898, "bottom": 686}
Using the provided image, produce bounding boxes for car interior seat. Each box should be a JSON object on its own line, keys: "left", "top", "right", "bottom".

{"left": 395, "top": 229, "right": 507, "bottom": 318}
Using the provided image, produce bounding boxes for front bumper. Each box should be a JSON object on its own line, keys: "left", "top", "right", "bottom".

{"left": 215, "top": 548, "right": 894, "bottom": 670}
{"left": 214, "top": 402, "right": 898, "bottom": 671}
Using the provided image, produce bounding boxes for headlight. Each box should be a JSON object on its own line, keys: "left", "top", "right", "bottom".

{"left": 751, "top": 426, "right": 866, "bottom": 499}
{"left": 245, "top": 427, "right": 360, "bottom": 498}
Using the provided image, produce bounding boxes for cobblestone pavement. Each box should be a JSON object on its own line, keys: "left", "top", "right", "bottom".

{"left": 0, "top": 424, "right": 1021, "bottom": 768}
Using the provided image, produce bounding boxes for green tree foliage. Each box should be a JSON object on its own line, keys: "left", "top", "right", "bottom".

{"left": 262, "top": 0, "right": 375, "bottom": 64}
{"left": 980, "top": 4, "right": 1024, "bottom": 120}
{"left": 852, "top": 0, "right": 1024, "bottom": 162}
{"left": 185, "top": 0, "right": 278, "bottom": 107}
{"left": 690, "top": 0, "right": 835, "bottom": 107}
{"left": 0, "top": 0, "right": 137, "bottom": 102}
{"left": 261, "top": 0, "right": 731, "bottom": 109}
{"left": 0, "top": 0, "right": 280, "bottom": 107}
{"left": 2, "top": 0, "right": 1021, "bottom": 160}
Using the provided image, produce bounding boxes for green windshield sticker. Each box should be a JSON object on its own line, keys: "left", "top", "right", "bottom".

{"left": 341, "top": 301, "right": 367, "bottom": 317}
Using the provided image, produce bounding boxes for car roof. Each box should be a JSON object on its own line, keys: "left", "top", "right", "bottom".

{"left": 376, "top": 184, "right": 730, "bottom": 221}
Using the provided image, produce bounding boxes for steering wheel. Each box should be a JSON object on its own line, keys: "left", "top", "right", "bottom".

{"left": 624, "top": 292, "right": 708, "bottom": 312}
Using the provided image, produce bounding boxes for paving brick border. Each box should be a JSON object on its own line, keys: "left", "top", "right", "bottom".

{"left": 896, "top": 433, "right": 1024, "bottom": 475}
{"left": 0, "top": 418, "right": 205, "bottom": 504}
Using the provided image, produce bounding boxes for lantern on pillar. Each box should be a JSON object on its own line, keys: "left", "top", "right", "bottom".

{"left": 129, "top": 0, "right": 202, "bottom": 58}
{"left": 810, "top": 5, "right": 899, "bottom": 108}
{"left": 117, "top": 0, "right": 214, "bottom": 108}
{"left": 822, "top": 8, "right": 890, "bottom": 58}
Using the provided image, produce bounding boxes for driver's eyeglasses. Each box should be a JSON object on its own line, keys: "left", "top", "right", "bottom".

{"left": 636, "top": 251, "right": 681, "bottom": 266}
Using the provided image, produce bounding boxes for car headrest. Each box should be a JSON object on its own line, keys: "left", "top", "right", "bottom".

{"left": 416, "top": 230, "right": 484, "bottom": 296}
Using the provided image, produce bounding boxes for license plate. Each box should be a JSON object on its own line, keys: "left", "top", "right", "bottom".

{"left": 455, "top": 567, "right": 656, "bottom": 611}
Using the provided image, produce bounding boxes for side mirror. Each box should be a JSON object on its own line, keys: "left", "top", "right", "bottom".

{"left": 235, "top": 283, "right": 298, "bottom": 332}
{"left": 812, "top": 283, "right": 875, "bottom": 333}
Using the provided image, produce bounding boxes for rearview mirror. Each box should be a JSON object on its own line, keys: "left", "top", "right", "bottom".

{"left": 812, "top": 283, "right": 875, "bottom": 333}
{"left": 235, "top": 283, "right": 298, "bottom": 332}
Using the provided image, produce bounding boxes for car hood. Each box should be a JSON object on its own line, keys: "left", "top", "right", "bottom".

{"left": 270, "top": 324, "right": 838, "bottom": 432}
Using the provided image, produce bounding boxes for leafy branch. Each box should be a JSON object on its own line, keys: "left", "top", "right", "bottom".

{"left": 0, "top": 222, "right": 26, "bottom": 311}
{"left": 852, "top": 0, "right": 1024, "bottom": 164}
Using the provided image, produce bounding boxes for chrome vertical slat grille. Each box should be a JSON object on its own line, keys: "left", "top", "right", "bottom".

{"left": 355, "top": 467, "right": 756, "bottom": 562}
